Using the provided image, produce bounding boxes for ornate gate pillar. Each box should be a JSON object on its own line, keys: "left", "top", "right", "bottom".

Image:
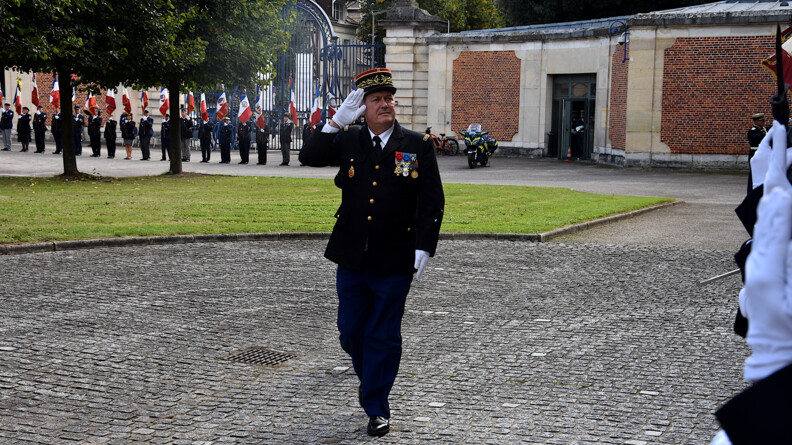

{"left": 380, "top": 0, "right": 446, "bottom": 131}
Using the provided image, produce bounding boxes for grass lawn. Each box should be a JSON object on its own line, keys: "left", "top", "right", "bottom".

{"left": 0, "top": 175, "right": 673, "bottom": 244}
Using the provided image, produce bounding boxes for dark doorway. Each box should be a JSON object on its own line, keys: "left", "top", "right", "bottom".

{"left": 550, "top": 74, "right": 596, "bottom": 160}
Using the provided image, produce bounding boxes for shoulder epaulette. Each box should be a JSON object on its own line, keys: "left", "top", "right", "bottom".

{"left": 422, "top": 134, "right": 430, "bottom": 142}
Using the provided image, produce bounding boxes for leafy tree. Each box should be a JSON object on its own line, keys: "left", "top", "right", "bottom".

{"left": 417, "top": 0, "right": 504, "bottom": 32}
{"left": 497, "top": 0, "right": 712, "bottom": 27}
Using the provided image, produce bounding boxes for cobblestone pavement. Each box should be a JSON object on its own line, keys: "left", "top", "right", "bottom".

{"left": 0, "top": 239, "right": 747, "bottom": 444}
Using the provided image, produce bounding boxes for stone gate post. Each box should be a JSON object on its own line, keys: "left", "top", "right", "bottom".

{"left": 380, "top": 0, "right": 446, "bottom": 131}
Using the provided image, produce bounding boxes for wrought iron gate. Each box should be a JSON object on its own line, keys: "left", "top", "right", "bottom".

{"left": 194, "top": 0, "right": 385, "bottom": 152}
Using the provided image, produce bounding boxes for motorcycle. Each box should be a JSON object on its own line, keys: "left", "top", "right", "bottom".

{"left": 460, "top": 123, "right": 498, "bottom": 169}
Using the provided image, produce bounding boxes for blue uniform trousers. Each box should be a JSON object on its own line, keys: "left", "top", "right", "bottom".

{"left": 336, "top": 265, "right": 412, "bottom": 419}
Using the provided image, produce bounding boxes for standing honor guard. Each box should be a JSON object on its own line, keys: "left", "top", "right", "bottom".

{"left": 1, "top": 103, "right": 13, "bottom": 151}
{"left": 746, "top": 113, "right": 769, "bottom": 194}
{"left": 73, "top": 105, "right": 85, "bottom": 156}
{"left": 180, "top": 108, "right": 192, "bottom": 162}
{"left": 199, "top": 118, "right": 213, "bottom": 163}
{"left": 299, "top": 68, "right": 445, "bottom": 437}
{"left": 218, "top": 116, "right": 233, "bottom": 163}
{"left": 32, "top": 105, "right": 47, "bottom": 153}
{"left": 279, "top": 113, "right": 293, "bottom": 165}
{"left": 51, "top": 107, "right": 62, "bottom": 154}
{"left": 104, "top": 113, "right": 117, "bottom": 158}
{"left": 121, "top": 113, "right": 136, "bottom": 160}
{"left": 88, "top": 111, "right": 102, "bottom": 157}
{"left": 237, "top": 118, "right": 252, "bottom": 164}
{"left": 17, "top": 107, "right": 32, "bottom": 152}
{"left": 160, "top": 113, "right": 170, "bottom": 161}
{"left": 139, "top": 109, "right": 153, "bottom": 160}
{"left": 255, "top": 117, "right": 269, "bottom": 165}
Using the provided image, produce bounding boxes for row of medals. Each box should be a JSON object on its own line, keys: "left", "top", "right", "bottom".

{"left": 347, "top": 155, "right": 419, "bottom": 179}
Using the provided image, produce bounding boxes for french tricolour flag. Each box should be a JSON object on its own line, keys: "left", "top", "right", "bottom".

{"left": 49, "top": 75, "right": 60, "bottom": 109}
{"left": 289, "top": 77, "right": 297, "bottom": 124}
{"left": 159, "top": 87, "right": 169, "bottom": 117}
{"left": 238, "top": 90, "right": 252, "bottom": 123}
{"left": 216, "top": 85, "right": 229, "bottom": 120}
{"left": 141, "top": 90, "right": 149, "bottom": 114}
{"left": 31, "top": 73, "right": 39, "bottom": 107}
{"left": 105, "top": 88, "right": 116, "bottom": 115}
{"left": 122, "top": 84, "right": 132, "bottom": 114}
{"left": 200, "top": 93, "right": 208, "bottom": 122}
{"left": 310, "top": 84, "right": 322, "bottom": 126}
{"left": 255, "top": 86, "right": 265, "bottom": 128}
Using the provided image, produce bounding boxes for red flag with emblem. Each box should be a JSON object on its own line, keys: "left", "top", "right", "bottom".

{"left": 13, "top": 79, "right": 22, "bottom": 114}
{"left": 187, "top": 91, "right": 195, "bottom": 114}
{"left": 105, "top": 88, "right": 116, "bottom": 115}
{"left": 200, "top": 93, "right": 208, "bottom": 122}
{"left": 49, "top": 75, "right": 60, "bottom": 108}
{"left": 31, "top": 73, "right": 39, "bottom": 107}
{"left": 141, "top": 91, "right": 149, "bottom": 114}
{"left": 761, "top": 25, "right": 792, "bottom": 88}
{"left": 122, "top": 84, "right": 132, "bottom": 114}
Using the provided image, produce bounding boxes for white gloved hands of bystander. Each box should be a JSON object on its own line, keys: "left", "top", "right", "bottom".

{"left": 414, "top": 250, "right": 430, "bottom": 281}
{"left": 740, "top": 120, "right": 792, "bottom": 381}
{"left": 331, "top": 88, "right": 366, "bottom": 128}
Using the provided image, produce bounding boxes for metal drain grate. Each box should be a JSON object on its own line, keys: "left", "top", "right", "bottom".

{"left": 225, "top": 347, "right": 298, "bottom": 367}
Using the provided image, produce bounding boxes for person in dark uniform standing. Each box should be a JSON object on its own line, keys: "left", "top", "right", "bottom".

{"left": 139, "top": 109, "right": 153, "bottom": 160}
{"left": 73, "top": 105, "right": 85, "bottom": 156}
{"left": 160, "top": 113, "right": 170, "bottom": 161}
{"left": 279, "top": 113, "right": 293, "bottom": 165}
{"left": 104, "top": 113, "right": 117, "bottom": 158}
{"left": 299, "top": 68, "right": 445, "bottom": 437}
{"left": 237, "top": 118, "right": 252, "bottom": 164}
{"left": 88, "top": 111, "right": 102, "bottom": 157}
{"left": 1, "top": 103, "right": 13, "bottom": 151}
{"left": 218, "top": 116, "right": 233, "bottom": 164}
{"left": 199, "top": 118, "right": 213, "bottom": 163}
{"left": 180, "top": 108, "right": 192, "bottom": 162}
{"left": 255, "top": 117, "right": 269, "bottom": 165}
{"left": 747, "top": 113, "right": 769, "bottom": 194}
{"left": 121, "top": 113, "right": 136, "bottom": 160}
{"left": 33, "top": 105, "right": 47, "bottom": 153}
{"left": 51, "top": 107, "right": 63, "bottom": 154}
{"left": 17, "top": 107, "right": 32, "bottom": 152}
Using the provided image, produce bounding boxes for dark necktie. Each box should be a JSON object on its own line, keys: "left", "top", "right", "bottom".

{"left": 373, "top": 135, "right": 383, "bottom": 158}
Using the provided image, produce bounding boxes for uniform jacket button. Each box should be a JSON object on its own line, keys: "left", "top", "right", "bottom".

{"left": 375, "top": 165, "right": 380, "bottom": 170}
{"left": 370, "top": 199, "right": 375, "bottom": 204}
{"left": 372, "top": 181, "right": 378, "bottom": 186}
{"left": 367, "top": 216, "right": 372, "bottom": 221}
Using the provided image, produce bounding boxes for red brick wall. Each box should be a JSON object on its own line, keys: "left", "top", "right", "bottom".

{"left": 34, "top": 73, "right": 115, "bottom": 126}
{"left": 609, "top": 43, "right": 629, "bottom": 151}
{"left": 452, "top": 51, "right": 520, "bottom": 141}
{"left": 661, "top": 36, "right": 775, "bottom": 155}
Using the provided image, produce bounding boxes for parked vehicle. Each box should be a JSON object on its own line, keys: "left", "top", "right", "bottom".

{"left": 460, "top": 123, "right": 498, "bottom": 168}
{"left": 425, "top": 127, "right": 459, "bottom": 156}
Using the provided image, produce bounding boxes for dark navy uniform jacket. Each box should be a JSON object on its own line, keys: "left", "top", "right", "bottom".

{"left": 299, "top": 121, "right": 445, "bottom": 275}
{"left": 0, "top": 109, "right": 13, "bottom": 130}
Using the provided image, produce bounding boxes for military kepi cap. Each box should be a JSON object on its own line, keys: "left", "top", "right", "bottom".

{"left": 752, "top": 113, "right": 765, "bottom": 120}
{"left": 354, "top": 68, "right": 396, "bottom": 96}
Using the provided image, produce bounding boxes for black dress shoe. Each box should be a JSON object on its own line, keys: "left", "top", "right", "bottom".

{"left": 160, "top": 158, "right": 166, "bottom": 161}
{"left": 256, "top": 163, "right": 266, "bottom": 165}
{"left": 367, "top": 416, "right": 389, "bottom": 437}
{"left": 1, "top": 148, "right": 10, "bottom": 151}
{"left": 200, "top": 160, "right": 208, "bottom": 163}
{"left": 108, "top": 156, "right": 114, "bottom": 159}
{"left": 279, "top": 163, "right": 288, "bottom": 166}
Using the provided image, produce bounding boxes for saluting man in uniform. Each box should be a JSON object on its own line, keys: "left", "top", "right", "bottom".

{"left": 299, "top": 68, "right": 445, "bottom": 437}
{"left": 747, "top": 113, "right": 769, "bottom": 194}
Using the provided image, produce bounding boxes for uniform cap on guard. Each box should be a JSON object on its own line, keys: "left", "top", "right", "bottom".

{"left": 354, "top": 68, "right": 396, "bottom": 96}
{"left": 752, "top": 113, "right": 765, "bottom": 120}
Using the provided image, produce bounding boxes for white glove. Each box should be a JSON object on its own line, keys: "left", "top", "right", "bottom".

{"left": 740, "top": 120, "right": 792, "bottom": 381}
{"left": 750, "top": 126, "right": 792, "bottom": 190}
{"left": 331, "top": 88, "right": 366, "bottom": 128}
{"left": 414, "top": 250, "right": 430, "bottom": 281}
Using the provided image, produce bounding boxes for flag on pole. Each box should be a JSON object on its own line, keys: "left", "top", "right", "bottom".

{"left": 238, "top": 89, "right": 252, "bottom": 123}
{"left": 186, "top": 91, "right": 195, "bottom": 114}
{"left": 105, "top": 88, "right": 116, "bottom": 115}
{"left": 122, "top": 84, "right": 132, "bottom": 114}
{"left": 762, "top": 25, "right": 792, "bottom": 87}
{"left": 310, "top": 83, "right": 322, "bottom": 126}
{"left": 141, "top": 90, "right": 149, "bottom": 114}
{"left": 200, "top": 93, "right": 208, "bottom": 122}
{"left": 85, "top": 91, "right": 98, "bottom": 116}
{"left": 0, "top": 85, "right": 4, "bottom": 106}
{"left": 31, "top": 73, "right": 39, "bottom": 107}
{"left": 13, "top": 79, "right": 22, "bottom": 114}
{"left": 158, "top": 87, "right": 169, "bottom": 117}
{"left": 255, "top": 86, "right": 266, "bottom": 128}
{"left": 49, "top": 75, "right": 60, "bottom": 109}
{"left": 216, "top": 85, "right": 229, "bottom": 120}
{"left": 289, "top": 77, "right": 298, "bottom": 125}
{"left": 71, "top": 75, "right": 76, "bottom": 102}
{"left": 326, "top": 75, "right": 337, "bottom": 120}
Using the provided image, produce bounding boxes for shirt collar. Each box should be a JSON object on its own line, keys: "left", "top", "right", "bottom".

{"left": 368, "top": 123, "right": 395, "bottom": 147}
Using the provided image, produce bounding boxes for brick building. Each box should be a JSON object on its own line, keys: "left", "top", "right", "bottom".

{"left": 387, "top": 0, "right": 791, "bottom": 169}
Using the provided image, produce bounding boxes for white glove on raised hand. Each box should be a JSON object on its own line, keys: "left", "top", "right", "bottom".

{"left": 414, "top": 250, "right": 430, "bottom": 281}
{"left": 740, "top": 119, "right": 792, "bottom": 381}
{"left": 332, "top": 88, "right": 366, "bottom": 128}
{"left": 750, "top": 125, "right": 792, "bottom": 190}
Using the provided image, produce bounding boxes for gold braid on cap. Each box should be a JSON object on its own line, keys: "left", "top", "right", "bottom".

{"left": 357, "top": 74, "right": 393, "bottom": 90}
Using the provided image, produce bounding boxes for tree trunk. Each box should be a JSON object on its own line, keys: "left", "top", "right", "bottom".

{"left": 168, "top": 79, "right": 183, "bottom": 174}
{"left": 58, "top": 69, "right": 80, "bottom": 177}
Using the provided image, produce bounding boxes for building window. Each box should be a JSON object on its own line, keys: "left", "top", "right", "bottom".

{"left": 333, "top": 1, "right": 345, "bottom": 21}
